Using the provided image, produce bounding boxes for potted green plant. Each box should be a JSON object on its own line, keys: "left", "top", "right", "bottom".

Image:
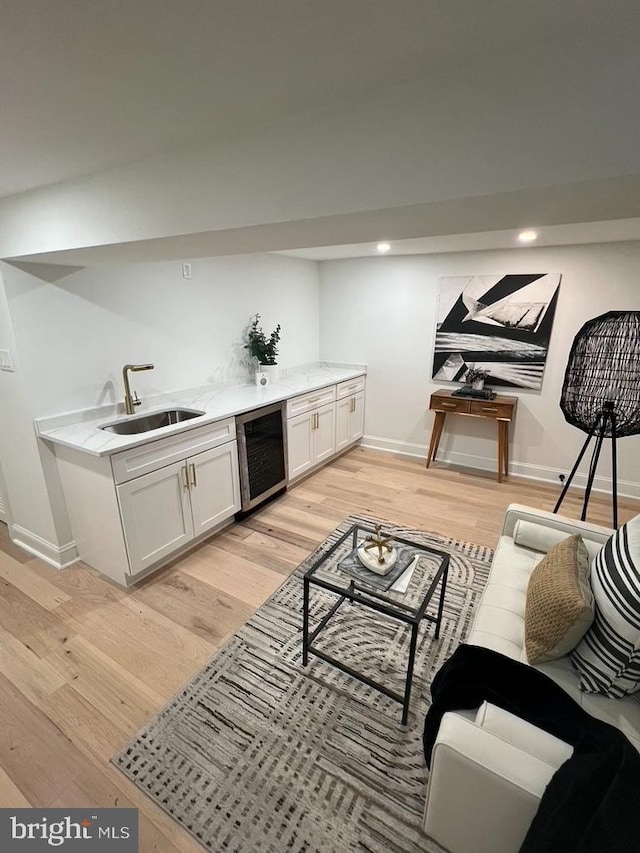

{"left": 465, "top": 368, "right": 490, "bottom": 390}
{"left": 244, "top": 314, "right": 282, "bottom": 381}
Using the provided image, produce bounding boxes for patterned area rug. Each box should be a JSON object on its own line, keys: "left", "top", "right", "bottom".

{"left": 112, "top": 516, "right": 492, "bottom": 852}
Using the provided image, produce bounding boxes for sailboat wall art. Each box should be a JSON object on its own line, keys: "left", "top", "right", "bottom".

{"left": 432, "top": 273, "right": 562, "bottom": 390}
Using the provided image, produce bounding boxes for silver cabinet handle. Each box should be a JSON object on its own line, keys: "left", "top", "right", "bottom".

{"left": 189, "top": 462, "right": 197, "bottom": 487}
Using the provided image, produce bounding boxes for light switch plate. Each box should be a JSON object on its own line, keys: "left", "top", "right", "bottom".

{"left": 0, "top": 349, "right": 14, "bottom": 371}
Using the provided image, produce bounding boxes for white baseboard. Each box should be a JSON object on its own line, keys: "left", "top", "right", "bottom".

{"left": 361, "top": 434, "right": 640, "bottom": 501}
{"left": 9, "top": 524, "right": 79, "bottom": 569}
{"left": 361, "top": 435, "right": 426, "bottom": 459}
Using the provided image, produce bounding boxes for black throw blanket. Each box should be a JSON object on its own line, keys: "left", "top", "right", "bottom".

{"left": 423, "top": 644, "right": 640, "bottom": 853}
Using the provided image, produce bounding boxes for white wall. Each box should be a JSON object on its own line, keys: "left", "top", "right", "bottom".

{"left": 319, "top": 241, "right": 640, "bottom": 498}
{"left": 1, "top": 44, "right": 640, "bottom": 259}
{"left": 2, "top": 253, "right": 319, "bottom": 416}
{"left": 0, "top": 252, "right": 319, "bottom": 559}
{"left": 0, "top": 271, "right": 74, "bottom": 561}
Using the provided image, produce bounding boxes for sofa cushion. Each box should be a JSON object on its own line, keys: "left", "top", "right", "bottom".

{"left": 514, "top": 519, "right": 603, "bottom": 562}
{"left": 571, "top": 515, "right": 640, "bottom": 697}
{"left": 535, "top": 656, "right": 640, "bottom": 753}
{"left": 524, "top": 535, "right": 594, "bottom": 664}
{"left": 475, "top": 701, "right": 573, "bottom": 766}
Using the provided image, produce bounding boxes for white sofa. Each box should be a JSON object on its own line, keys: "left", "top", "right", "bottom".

{"left": 423, "top": 503, "right": 640, "bottom": 853}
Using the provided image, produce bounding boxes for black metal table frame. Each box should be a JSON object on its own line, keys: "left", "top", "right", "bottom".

{"left": 302, "top": 523, "right": 450, "bottom": 725}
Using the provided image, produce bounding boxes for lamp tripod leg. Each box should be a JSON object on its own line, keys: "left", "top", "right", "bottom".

{"left": 611, "top": 412, "right": 618, "bottom": 529}
{"left": 553, "top": 413, "right": 601, "bottom": 515}
{"left": 581, "top": 420, "right": 606, "bottom": 521}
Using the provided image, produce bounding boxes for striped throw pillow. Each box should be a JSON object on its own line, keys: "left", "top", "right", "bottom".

{"left": 571, "top": 515, "right": 640, "bottom": 697}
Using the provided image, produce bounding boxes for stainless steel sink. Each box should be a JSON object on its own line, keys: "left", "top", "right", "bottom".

{"left": 100, "top": 408, "right": 206, "bottom": 435}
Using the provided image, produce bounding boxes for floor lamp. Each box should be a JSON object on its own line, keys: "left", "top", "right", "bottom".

{"left": 554, "top": 311, "right": 640, "bottom": 529}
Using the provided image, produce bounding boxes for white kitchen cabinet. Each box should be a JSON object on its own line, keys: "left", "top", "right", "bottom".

{"left": 287, "top": 401, "right": 336, "bottom": 480}
{"left": 314, "top": 402, "right": 337, "bottom": 463}
{"left": 189, "top": 441, "right": 240, "bottom": 536}
{"left": 336, "top": 391, "right": 365, "bottom": 451}
{"left": 285, "top": 385, "right": 336, "bottom": 418}
{"left": 285, "top": 378, "right": 365, "bottom": 483}
{"left": 55, "top": 418, "right": 240, "bottom": 586}
{"left": 118, "top": 440, "right": 240, "bottom": 576}
{"left": 287, "top": 411, "right": 314, "bottom": 479}
{"left": 50, "top": 376, "right": 367, "bottom": 584}
{"left": 336, "top": 376, "right": 366, "bottom": 400}
{"left": 118, "top": 460, "right": 195, "bottom": 575}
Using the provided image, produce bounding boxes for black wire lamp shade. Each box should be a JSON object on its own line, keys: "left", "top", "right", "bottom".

{"left": 555, "top": 310, "right": 640, "bottom": 527}
{"left": 560, "top": 311, "right": 640, "bottom": 437}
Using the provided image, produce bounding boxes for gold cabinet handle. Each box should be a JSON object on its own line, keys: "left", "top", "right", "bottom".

{"left": 181, "top": 465, "right": 189, "bottom": 490}
{"left": 308, "top": 396, "right": 320, "bottom": 404}
{"left": 189, "top": 462, "right": 197, "bottom": 487}
{"left": 315, "top": 412, "right": 319, "bottom": 430}
{"left": 441, "top": 402, "right": 457, "bottom": 408}
{"left": 482, "top": 407, "right": 499, "bottom": 413}
{"left": 350, "top": 398, "right": 355, "bottom": 413}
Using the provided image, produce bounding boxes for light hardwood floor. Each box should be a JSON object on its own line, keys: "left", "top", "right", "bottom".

{"left": 0, "top": 447, "right": 637, "bottom": 851}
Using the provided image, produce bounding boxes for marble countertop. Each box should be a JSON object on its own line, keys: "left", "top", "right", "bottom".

{"left": 35, "top": 362, "right": 366, "bottom": 457}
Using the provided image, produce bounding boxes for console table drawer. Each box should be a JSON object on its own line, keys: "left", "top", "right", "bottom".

{"left": 469, "top": 400, "right": 514, "bottom": 420}
{"left": 429, "top": 397, "right": 471, "bottom": 414}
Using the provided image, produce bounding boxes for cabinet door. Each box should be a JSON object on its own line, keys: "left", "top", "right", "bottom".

{"left": 314, "top": 402, "right": 336, "bottom": 464}
{"left": 189, "top": 441, "right": 240, "bottom": 536}
{"left": 118, "top": 460, "right": 194, "bottom": 577}
{"left": 287, "top": 411, "right": 314, "bottom": 480}
{"left": 349, "top": 392, "right": 365, "bottom": 443}
{"left": 335, "top": 397, "right": 352, "bottom": 452}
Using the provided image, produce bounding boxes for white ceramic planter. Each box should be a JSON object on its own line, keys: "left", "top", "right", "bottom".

{"left": 261, "top": 364, "right": 279, "bottom": 383}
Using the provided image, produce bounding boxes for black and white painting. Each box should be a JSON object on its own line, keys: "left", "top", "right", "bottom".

{"left": 432, "top": 274, "right": 561, "bottom": 389}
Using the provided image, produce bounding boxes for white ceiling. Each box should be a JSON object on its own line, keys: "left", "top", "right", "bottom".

{"left": 276, "top": 219, "right": 640, "bottom": 261}
{"left": 13, "top": 174, "right": 640, "bottom": 266}
{"left": 2, "top": 0, "right": 640, "bottom": 200}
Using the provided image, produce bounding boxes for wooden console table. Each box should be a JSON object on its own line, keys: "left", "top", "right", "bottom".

{"left": 426, "top": 390, "right": 518, "bottom": 482}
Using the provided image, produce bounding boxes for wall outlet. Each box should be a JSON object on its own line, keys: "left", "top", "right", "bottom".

{"left": 182, "top": 262, "right": 192, "bottom": 280}
{"left": 0, "top": 349, "right": 14, "bottom": 371}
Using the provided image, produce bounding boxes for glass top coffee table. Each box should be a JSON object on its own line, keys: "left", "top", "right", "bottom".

{"left": 302, "top": 522, "right": 450, "bottom": 724}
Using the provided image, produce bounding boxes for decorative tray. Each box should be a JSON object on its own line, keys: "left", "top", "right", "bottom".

{"left": 337, "top": 545, "right": 418, "bottom": 592}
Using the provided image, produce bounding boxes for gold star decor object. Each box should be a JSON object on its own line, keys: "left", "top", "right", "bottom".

{"left": 363, "top": 525, "right": 395, "bottom": 564}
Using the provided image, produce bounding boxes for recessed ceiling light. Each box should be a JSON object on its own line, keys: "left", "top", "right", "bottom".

{"left": 518, "top": 230, "right": 538, "bottom": 243}
{"left": 377, "top": 242, "right": 391, "bottom": 253}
